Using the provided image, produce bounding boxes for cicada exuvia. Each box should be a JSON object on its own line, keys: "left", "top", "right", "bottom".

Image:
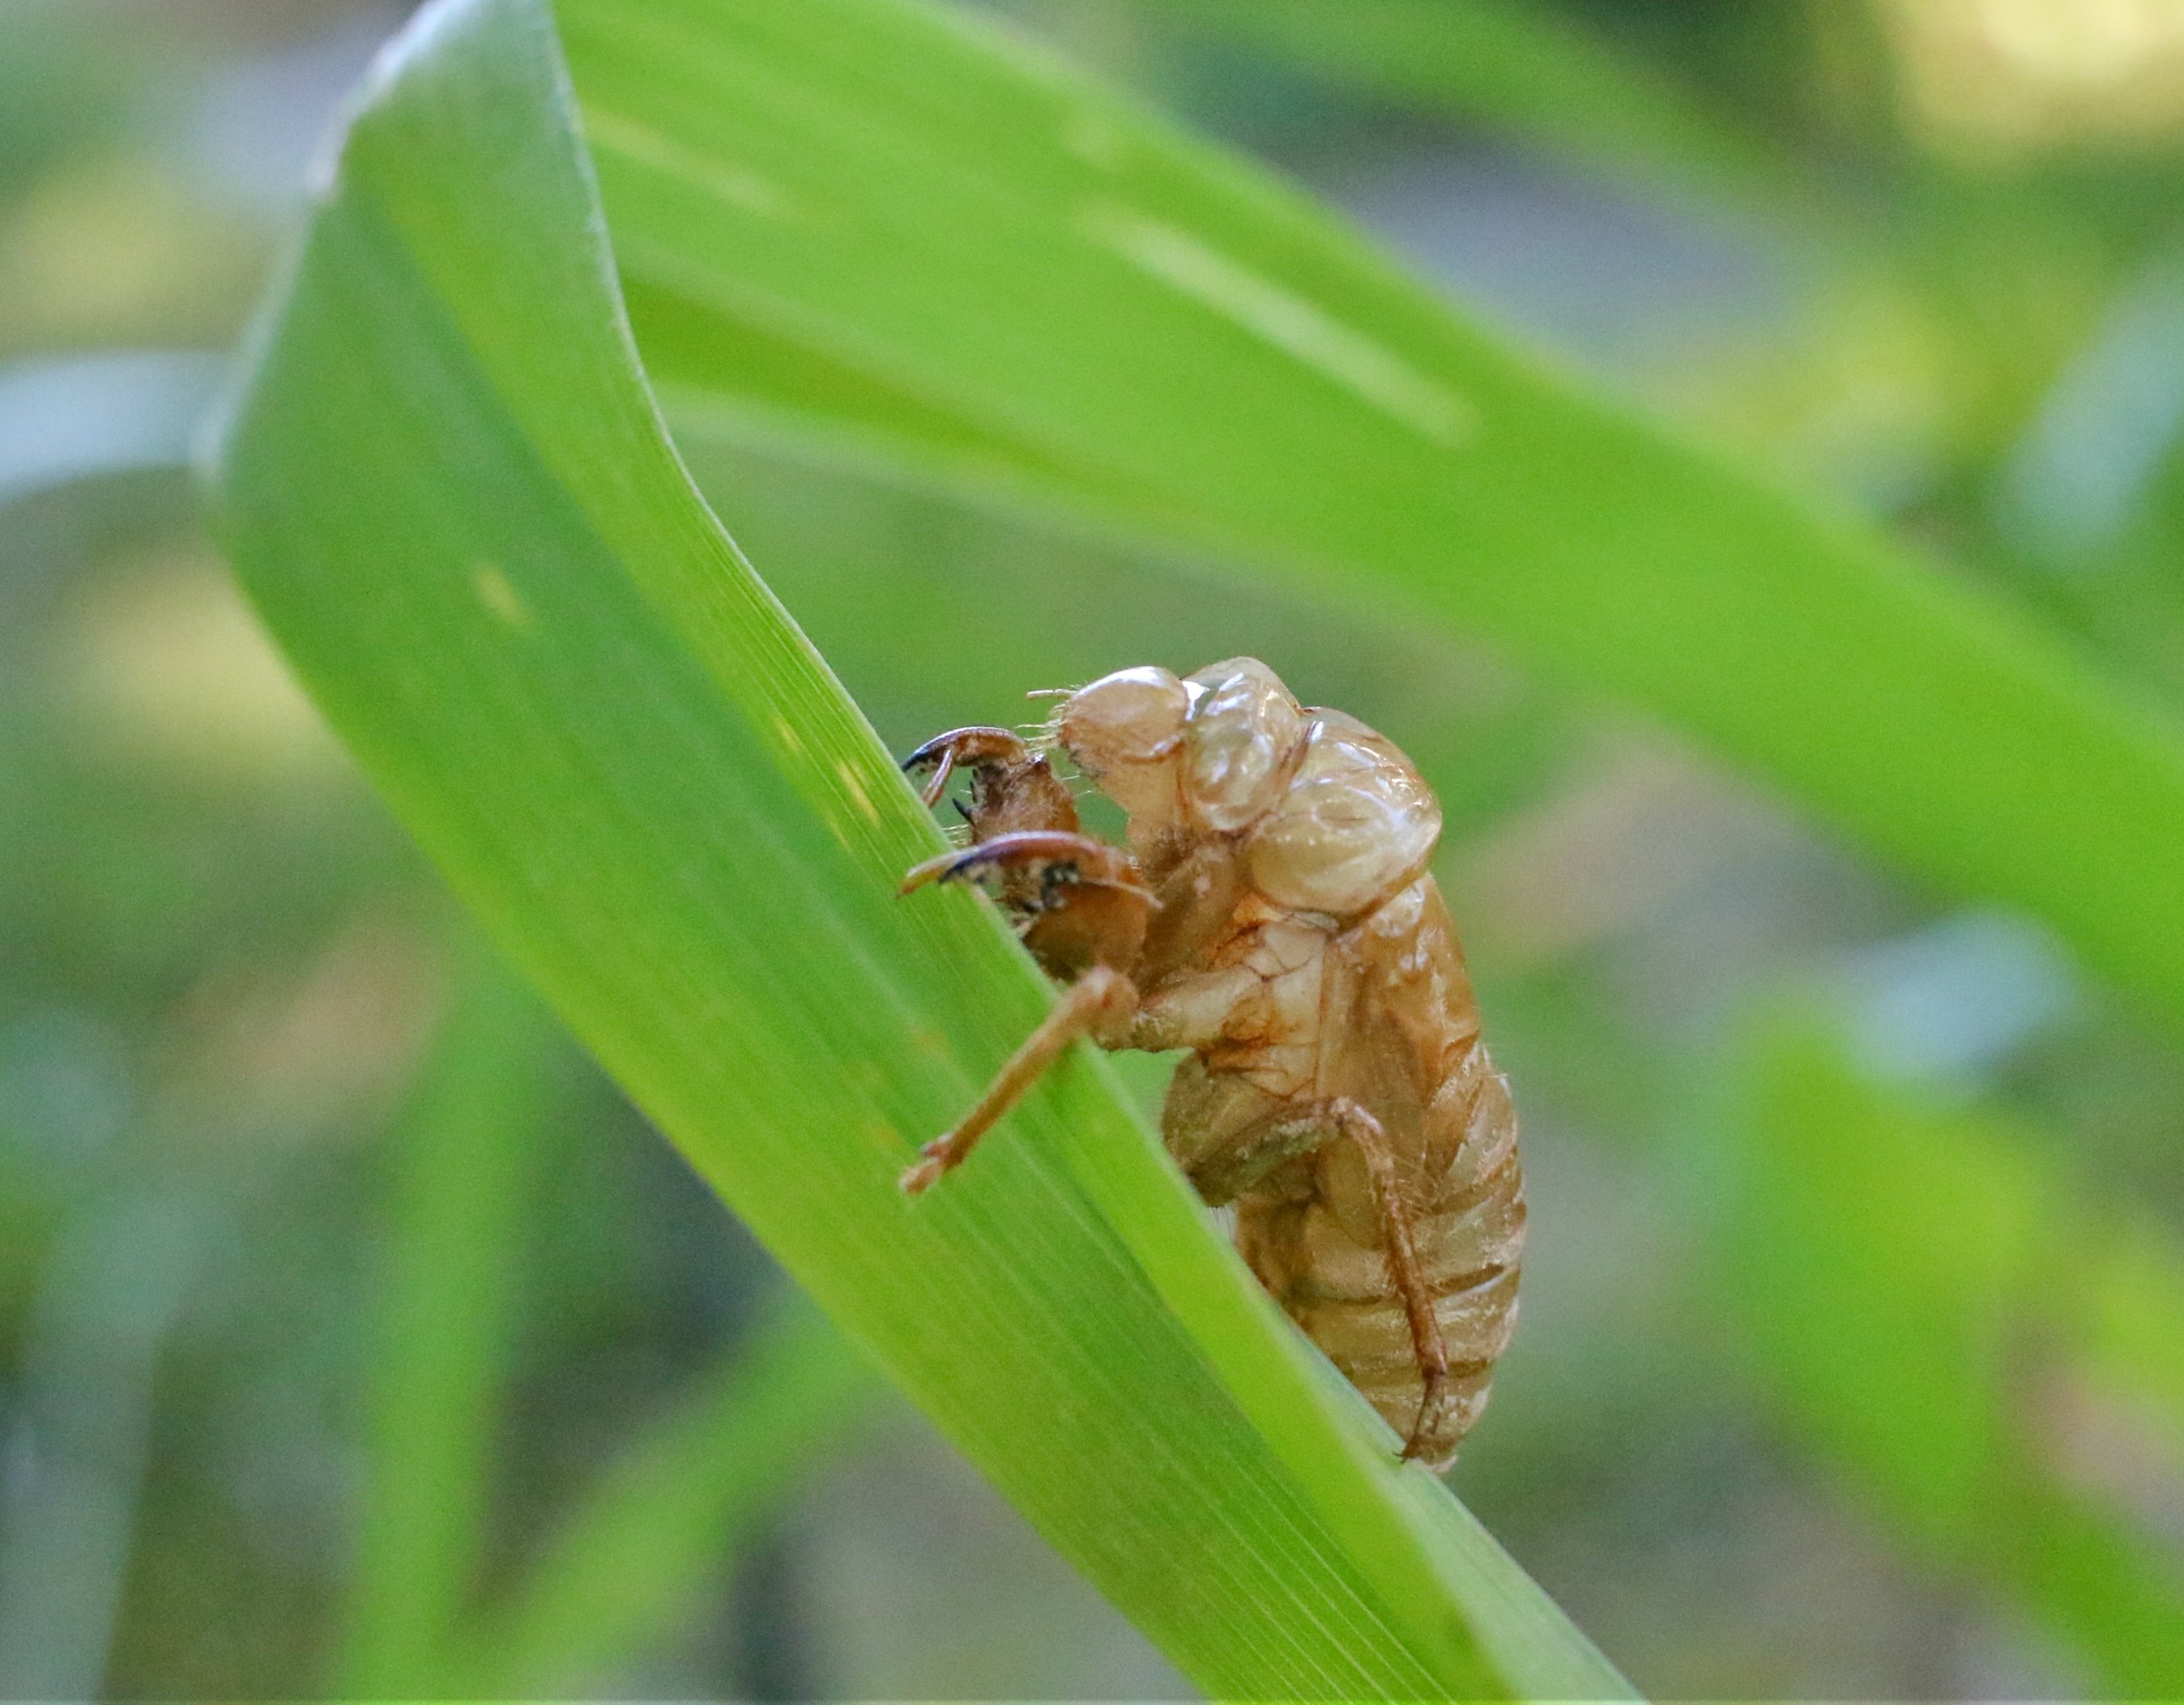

{"left": 899, "top": 658, "right": 1524, "bottom": 1468}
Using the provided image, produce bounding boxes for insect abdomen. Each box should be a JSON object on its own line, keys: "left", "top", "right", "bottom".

{"left": 1232, "top": 1045, "right": 1522, "bottom": 1467}
{"left": 1231, "top": 879, "right": 1526, "bottom": 1468}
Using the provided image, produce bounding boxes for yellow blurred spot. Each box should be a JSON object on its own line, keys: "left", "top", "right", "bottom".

{"left": 472, "top": 561, "right": 532, "bottom": 630}
{"left": 837, "top": 757, "right": 879, "bottom": 824}
{"left": 165, "top": 916, "right": 443, "bottom": 1149}
{"left": 1455, "top": 745, "right": 1792, "bottom": 967}
{"left": 0, "top": 157, "right": 262, "bottom": 344}
{"left": 1881, "top": 0, "right": 2184, "bottom": 156}
{"left": 70, "top": 552, "right": 342, "bottom": 784}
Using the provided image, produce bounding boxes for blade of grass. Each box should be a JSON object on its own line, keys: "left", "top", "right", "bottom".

{"left": 204, "top": 0, "right": 1628, "bottom": 1696}
{"left": 0, "top": 1188, "right": 214, "bottom": 1700}
{"left": 558, "top": 0, "right": 2184, "bottom": 1046}
{"left": 2087, "top": 1220, "right": 2184, "bottom": 1466}
{"left": 340, "top": 957, "right": 555, "bottom": 1696}
{"left": 661, "top": 407, "right": 1573, "bottom": 848}
{"left": 1139, "top": 0, "right": 1792, "bottom": 208}
{"left": 463, "top": 1295, "right": 879, "bottom": 1696}
{"left": 1720, "top": 1023, "right": 2184, "bottom": 1696}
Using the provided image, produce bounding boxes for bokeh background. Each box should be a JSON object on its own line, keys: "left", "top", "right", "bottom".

{"left": 6, "top": 0, "right": 2184, "bottom": 1697}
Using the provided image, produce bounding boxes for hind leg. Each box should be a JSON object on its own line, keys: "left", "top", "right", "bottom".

{"left": 1169, "top": 1071, "right": 1453, "bottom": 1462}
{"left": 1322, "top": 1100, "right": 1455, "bottom": 1463}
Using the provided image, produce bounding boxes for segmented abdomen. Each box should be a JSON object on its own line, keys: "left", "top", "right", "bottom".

{"left": 1235, "top": 1056, "right": 1522, "bottom": 1466}
{"left": 1230, "top": 877, "right": 1526, "bottom": 1468}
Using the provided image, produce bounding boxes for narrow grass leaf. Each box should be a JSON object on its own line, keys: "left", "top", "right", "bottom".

{"left": 563, "top": 0, "right": 2184, "bottom": 1043}
{"left": 467, "top": 1296, "right": 879, "bottom": 1696}
{"left": 340, "top": 960, "right": 555, "bottom": 1696}
{"left": 205, "top": 0, "right": 1628, "bottom": 1697}
{"left": 1721, "top": 1023, "right": 2184, "bottom": 1696}
{"left": 1138, "top": 0, "right": 1789, "bottom": 208}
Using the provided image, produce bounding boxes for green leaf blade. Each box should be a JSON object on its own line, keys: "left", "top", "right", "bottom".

{"left": 468, "top": 1298, "right": 880, "bottom": 1696}
{"left": 1722, "top": 1023, "right": 2184, "bottom": 1697}
{"left": 341, "top": 963, "right": 556, "bottom": 1696}
{"left": 566, "top": 0, "right": 2184, "bottom": 1044}
{"left": 204, "top": 1, "right": 1628, "bottom": 1698}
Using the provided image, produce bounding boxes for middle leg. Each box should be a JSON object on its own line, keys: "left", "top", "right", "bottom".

{"left": 1322, "top": 1098, "right": 1455, "bottom": 1463}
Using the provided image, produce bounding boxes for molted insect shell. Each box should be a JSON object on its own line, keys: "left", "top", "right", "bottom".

{"left": 902, "top": 655, "right": 1521, "bottom": 1466}
{"left": 1247, "top": 710, "right": 1441, "bottom": 917}
{"left": 1182, "top": 658, "right": 1308, "bottom": 833}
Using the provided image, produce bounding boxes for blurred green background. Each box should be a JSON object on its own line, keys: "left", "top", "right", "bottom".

{"left": 6, "top": 0, "right": 2184, "bottom": 1697}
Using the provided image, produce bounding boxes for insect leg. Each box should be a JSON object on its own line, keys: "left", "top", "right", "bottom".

{"left": 1171, "top": 1084, "right": 1455, "bottom": 1459}
{"left": 902, "top": 726, "right": 1080, "bottom": 839}
{"left": 899, "top": 831, "right": 1146, "bottom": 899}
{"left": 900, "top": 965, "right": 1140, "bottom": 1194}
{"left": 1127, "top": 966, "right": 1263, "bottom": 1054}
{"left": 1170, "top": 1076, "right": 1331, "bottom": 1206}
{"left": 1324, "top": 1098, "right": 1454, "bottom": 1464}
{"left": 902, "top": 830, "right": 1155, "bottom": 982}
{"left": 902, "top": 726, "right": 1025, "bottom": 808}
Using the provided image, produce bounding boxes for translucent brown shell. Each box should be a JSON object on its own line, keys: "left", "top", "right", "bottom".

{"left": 899, "top": 658, "right": 1524, "bottom": 1468}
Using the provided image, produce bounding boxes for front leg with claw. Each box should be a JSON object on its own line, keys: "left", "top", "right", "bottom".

{"left": 901, "top": 726, "right": 1080, "bottom": 839}
{"left": 901, "top": 829, "right": 1156, "bottom": 980}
